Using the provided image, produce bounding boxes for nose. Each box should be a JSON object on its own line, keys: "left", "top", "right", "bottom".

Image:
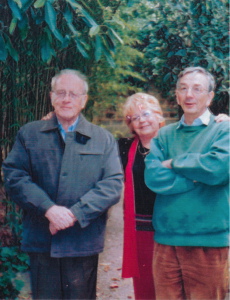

{"left": 186, "top": 88, "right": 193, "bottom": 97}
{"left": 63, "top": 93, "right": 71, "bottom": 101}
{"left": 139, "top": 115, "right": 145, "bottom": 122}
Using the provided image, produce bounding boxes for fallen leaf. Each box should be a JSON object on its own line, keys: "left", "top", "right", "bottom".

{"left": 111, "top": 277, "right": 120, "bottom": 281}
{"left": 110, "top": 283, "right": 119, "bottom": 289}
{"left": 103, "top": 265, "right": 110, "bottom": 272}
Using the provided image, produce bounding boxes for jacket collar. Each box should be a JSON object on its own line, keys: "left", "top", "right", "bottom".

{"left": 40, "top": 113, "right": 92, "bottom": 139}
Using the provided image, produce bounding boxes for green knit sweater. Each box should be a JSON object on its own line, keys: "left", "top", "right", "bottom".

{"left": 144, "top": 115, "right": 229, "bottom": 247}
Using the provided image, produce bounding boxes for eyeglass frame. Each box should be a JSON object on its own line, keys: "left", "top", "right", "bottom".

{"left": 126, "top": 110, "right": 153, "bottom": 123}
{"left": 51, "top": 90, "right": 86, "bottom": 100}
{"left": 176, "top": 85, "right": 210, "bottom": 95}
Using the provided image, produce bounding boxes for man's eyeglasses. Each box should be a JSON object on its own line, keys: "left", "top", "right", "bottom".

{"left": 52, "top": 91, "right": 85, "bottom": 100}
{"left": 126, "top": 111, "right": 152, "bottom": 123}
{"left": 177, "top": 86, "right": 209, "bottom": 95}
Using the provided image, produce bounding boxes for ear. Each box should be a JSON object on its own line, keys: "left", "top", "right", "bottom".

{"left": 81, "top": 95, "right": 88, "bottom": 109}
{"left": 50, "top": 92, "right": 54, "bottom": 106}
{"left": 207, "top": 91, "right": 214, "bottom": 107}
{"left": 175, "top": 90, "right": 181, "bottom": 106}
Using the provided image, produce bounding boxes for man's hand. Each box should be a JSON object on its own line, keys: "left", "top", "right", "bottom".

{"left": 49, "top": 222, "right": 58, "bottom": 235}
{"left": 214, "top": 114, "right": 230, "bottom": 123}
{"left": 45, "top": 205, "right": 76, "bottom": 233}
{"left": 161, "top": 159, "right": 172, "bottom": 169}
{"left": 41, "top": 111, "right": 54, "bottom": 120}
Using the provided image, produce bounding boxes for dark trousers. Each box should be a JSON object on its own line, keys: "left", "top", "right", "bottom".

{"left": 28, "top": 253, "right": 99, "bottom": 300}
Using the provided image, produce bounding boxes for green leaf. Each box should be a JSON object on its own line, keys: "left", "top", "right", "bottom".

{"left": 45, "top": 1, "right": 56, "bottom": 32}
{"left": 18, "top": 12, "right": 28, "bottom": 29}
{"left": 102, "top": 44, "right": 115, "bottom": 68}
{"left": 8, "top": 0, "right": 22, "bottom": 20}
{"left": 89, "top": 25, "right": 100, "bottom": 37}
{"left": 40, "top": 32, "right": 55, "bottom": 63}
{"left": 13, "top": 0, "right": 22, "bottom": 8}
{"left": 21, "top": 0, "right": 33, "bottom": 12}
{"left": 108, "top": 28, "right": 123, "bottom": 44}
{"left": 14, "top": 279, "right": 24, "bottom": 291}
{"left": 95, "top": 34, "right": 101, "bottom": 61}
{"left": 9, "top": 17, "right": 17, "bottom": 34}
{"left": 66, "top": 0, "right": 97, "bottom": 26}
{"left": 0, "top": 34, "right": 7, "bottom": 61}
{"left": 63, "top": 5, "right": 72, "bottom": 24}
{"left": 175, "top": 49, "right": 186, "bottom": 56}
{"left": 34, "top": 0, "right": 46, "bottom": 8}
{"left": 61, "top": 35, "right": 70, "bottom": 49}
{"left": 53, "top": 29, "right": 64, "bottom": 43}
{"left": 74, "top": 37, "right": 88, "bottom": 58}
{"left": 104, "top": 34, "right": 115, "bottom": 54}
{"left": 163, "top": 72, "right": 171, "bottom": 82}
{"left": 18, "top": 13, "right": 28, "bottom": 40}
{"left": 45, "top": 2, "right": 63, "bottom": 43}
{"left": 67, "top": 23, "right": 78, "bottom": 37}
{"left": 4, "top": 34, "right": 18, "bottom": 61}
{"left": 109, "top": 16, "right": 125, "bottom": 29}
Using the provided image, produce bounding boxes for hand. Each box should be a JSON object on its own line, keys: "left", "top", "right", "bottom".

{"left": 214, "top": 114, "right": 230, "bottom": 123}
{"left": 41, "top": 111, "right": 54, "bottom": 120}
{"left": 49, "top": 222, "right": 58, "bottom": 235}
{"left": 45, "top": 205, "right": 76, "bottom": 231}
{"left": 161, "top": 159, "right": 172, "bottom": 169}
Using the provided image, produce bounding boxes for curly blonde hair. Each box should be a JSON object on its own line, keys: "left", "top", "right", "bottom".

{"left": 123, "top": 93, "right": 165, "bottom": 133}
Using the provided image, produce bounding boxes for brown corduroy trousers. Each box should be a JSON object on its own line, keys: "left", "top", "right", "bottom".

{"left": 153, "top": 243, "right": 229, "bottom": 300}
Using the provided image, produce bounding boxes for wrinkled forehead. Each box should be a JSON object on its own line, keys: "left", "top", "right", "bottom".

{"left": 178, "top": 72, "right": 209, "bottom": 88}
{"left": 53, "top": 74, "right": 85, "bottom": 91}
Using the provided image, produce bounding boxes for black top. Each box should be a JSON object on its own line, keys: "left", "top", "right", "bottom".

{"left": 118, "top": 138, "right": 156, "bottom": 231}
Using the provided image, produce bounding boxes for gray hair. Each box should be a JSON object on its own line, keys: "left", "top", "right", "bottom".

{"left": 51, "top": 69, "right": 89, "bottom": 94}
{"left": 176, "top": 66, "right": 215, "bottom": 92}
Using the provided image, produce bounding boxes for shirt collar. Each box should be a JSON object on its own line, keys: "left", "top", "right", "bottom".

{"left": 58, "top": 116, "right": 79, "bottom": 140}
{"left": 40, "top": 113, "right": 93, "bottom": 139}
{"left": 58, "top": 116, "right": 79, "bottom": 132}
{"left": 177, "top": 109, "right": 211, "bottom": 129}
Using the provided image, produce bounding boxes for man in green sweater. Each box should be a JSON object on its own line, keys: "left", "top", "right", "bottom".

{"left": 144, "top": 66, "right": 229, "bottom": 300}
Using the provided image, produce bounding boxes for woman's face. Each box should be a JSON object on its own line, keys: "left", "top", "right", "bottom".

{"left": 130, "top": 105, "right": 160, "bottom": 139}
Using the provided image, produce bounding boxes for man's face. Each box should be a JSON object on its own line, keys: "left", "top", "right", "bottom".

{"left": 50, "top": 74, "right": 88, "bottom": 125}
{"left": 176, "top": 72, "right": 214, "bottom": 123}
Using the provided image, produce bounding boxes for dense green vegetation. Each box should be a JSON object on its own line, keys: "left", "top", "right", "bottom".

{"left": 134, "top": 0, "right": 229, "bottom": 114}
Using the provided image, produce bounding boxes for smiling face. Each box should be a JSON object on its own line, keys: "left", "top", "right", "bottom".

{"left": 130, "top": 105, "right": 160, "bottom": 140}
{"left": 50, "top": 73, "right": 88, "bottom": 128}
{"left": 176, "top": 72, "right": 214, "bottom": 125}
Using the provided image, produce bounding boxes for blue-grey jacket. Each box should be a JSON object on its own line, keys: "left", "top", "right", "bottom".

{"left": 3, "top": 114, "right": 123, "bottom": 257}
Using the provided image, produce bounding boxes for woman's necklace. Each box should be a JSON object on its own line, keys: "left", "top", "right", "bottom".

{"left": 137, "top": 142, "right": 150, "bottom": 157}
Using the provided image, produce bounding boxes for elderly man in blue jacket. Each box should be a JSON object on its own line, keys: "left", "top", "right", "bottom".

{"left": 3, "top": 69, "right": 123, "bottom": 300}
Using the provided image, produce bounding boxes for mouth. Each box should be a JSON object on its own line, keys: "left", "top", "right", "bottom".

{"left": 61, "top": 106, "right": 72, "bottom": 110}
{"left": 184, "top": 102, "right": 195, "bottom": 107}
{"left": 139, "top": 124, "right": 150, "bottom": 129}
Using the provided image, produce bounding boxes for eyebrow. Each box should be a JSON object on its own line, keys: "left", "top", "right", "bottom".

{"left": 178, "top": 83, "right": 203, "bottom": 87}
